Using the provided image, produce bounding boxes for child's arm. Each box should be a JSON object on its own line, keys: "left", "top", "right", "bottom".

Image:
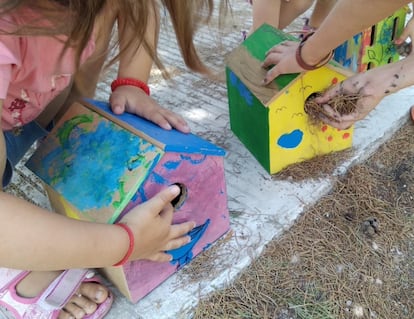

{"left": 262, "top": 0, "right": 410, "bottom": 83}
{"left": 110, "top": 4, "right": 190, "bottom": 133}
{"left": 0, "top": 185, "right": 193, "bottom": 269}
{"left": 0, "top": 110, "right": 194, "bottom": 269}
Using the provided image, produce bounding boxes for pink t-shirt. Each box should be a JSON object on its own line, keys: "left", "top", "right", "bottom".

{"left": 0, "top": 10, "right": 96, "bottom": 131}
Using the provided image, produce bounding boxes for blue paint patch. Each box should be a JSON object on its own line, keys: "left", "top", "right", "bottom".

{"left": 277, "top": 129, "right": 303, "bottom": 149}
{"left": 180, "top": 154, "right": 207, "bottom": 165}
{"left": 152, "top": 172, "right": 168, "bottom": 185}
{"left": 40, "top": 121, "right": 151, "bottom": 211}
{"left": 164, "top": 160, "right": 181, "bottom": 170}
{"left": 167, "top": 219, "right": 210, "bottom": 268}
{"left": 85, "top": 99, "right": 225, "bottom": 156}
{"left": 228, "top": 71, "right": 253, "bottom": 106}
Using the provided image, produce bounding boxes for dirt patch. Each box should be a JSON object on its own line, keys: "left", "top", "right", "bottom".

{"left": 194, "top": 120, "right": 414, "bottom": 319}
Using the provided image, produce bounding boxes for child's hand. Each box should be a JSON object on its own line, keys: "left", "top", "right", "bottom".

{"left": 261, "top": 40, "right": 303, "bottom": 85}
{"left": 395, "top": 17, "right": 414, "bottom": 56}
{"left": 109, "top": 86, "right": 191, "bottom": 133}
{"left": 314, "top": 71, "right": 385, "bottom": 129}
{"left": 119, "top": 185, "right": 196, "bottom": 262}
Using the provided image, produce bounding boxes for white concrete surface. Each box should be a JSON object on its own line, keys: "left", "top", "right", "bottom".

{"left": 2, "top": 1, "right": 413, "bottom": 318}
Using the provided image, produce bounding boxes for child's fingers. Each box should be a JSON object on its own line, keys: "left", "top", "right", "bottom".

{"left": 144, "top": 185, "right": 181, "bottom": 217}
{"left": 148, "top": 252, "right": 173, "bottom": 263}
{"left": 164, "top": 234, "right": 192, "bottom": 251}
{"left": 263, "top": 65, "right": 281, "bottom": 85}
{"left": 170, "top": 221, "right": 196, "bottom": 240}
{"left": 109, "top": 93, "right": 127, "bottom": 114}
{"left": 314, "top": 86, "right": 340, "bottom": 104}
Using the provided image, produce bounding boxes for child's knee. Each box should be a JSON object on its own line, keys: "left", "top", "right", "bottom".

{"left": 288, "top": 0, "right": 314, "bottom": 14}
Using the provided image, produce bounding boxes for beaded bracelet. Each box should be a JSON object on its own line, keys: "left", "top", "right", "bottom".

{"left": 295, "top": 32, "right": 333, "bottom": 70}
{"left": 113, "top": 223, "right": 135, "bottom": 267}
{"left": 111, "top": 77, "right": 150, "bottom": 96}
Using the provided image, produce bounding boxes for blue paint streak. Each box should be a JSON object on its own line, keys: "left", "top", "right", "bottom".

{"left": 229, "top": 71, "right": 253, "bottom": 106}
{"left": 277, "top": 129, "right": 303, "bottom": 149}
{"left": 180, "top": 154, "right": 207, "bottom": 165}
{"left": 164, "top": 160, "right": 181, "bottom": 170}
{"left": 167, "top": 219, "right": 210, "bottom": 268}
{"left": 152, "top": 172, "right": 168, "bottom": 185}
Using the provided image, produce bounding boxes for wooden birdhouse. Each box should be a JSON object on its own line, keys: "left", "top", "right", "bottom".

{"left": 26, "top": 99, "right": 230, "bottom": 303}
{"left": 333, "top": 6, "right": 409, "bottom": 72}
{"left": 225, "top": 24, "right": 354, "bottom": 174}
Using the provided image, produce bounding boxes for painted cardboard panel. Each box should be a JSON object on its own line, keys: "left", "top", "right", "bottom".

{"left": 26, "top": 102, "right": 163, "bottom": 223}
{"left": 268, "top": 68, "right": 353, "bottom": 173}
{"left": 102, "top": 151, "right": 229, "bottom": 302}
{"left": 334, "top": 7, "right": 408, "bottom": 72}
{"left": 227, "top": 68, "right": 271, "bottom": 171}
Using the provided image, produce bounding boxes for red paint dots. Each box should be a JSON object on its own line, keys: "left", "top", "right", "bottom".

{"left": 327, "top": 136, "right": 333, "bottom": 142}
{"left": 321, "top": 125, "right": 328, "bottom": 132}
{"left": 342, "top": 133, "right": 350, "bottom": 139}
{"left": 331, "top": 78, "right": 338, "bottom": 85}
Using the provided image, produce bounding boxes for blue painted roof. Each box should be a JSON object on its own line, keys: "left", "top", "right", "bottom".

{"left": 85, "top": 99, "right": 225, "bottom": 156}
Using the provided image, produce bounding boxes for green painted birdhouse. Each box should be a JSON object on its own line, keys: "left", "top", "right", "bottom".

{"left": 225, "top": 24, "right": 355, "bottom": 174}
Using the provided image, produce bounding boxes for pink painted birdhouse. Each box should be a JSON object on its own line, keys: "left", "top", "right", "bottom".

{"left": 26, "top": 99, "right": 230, "bottom": 303}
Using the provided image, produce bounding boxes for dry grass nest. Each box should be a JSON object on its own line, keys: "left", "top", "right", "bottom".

{"left": 304, "top": 92, "right": 361, "bottom": 125}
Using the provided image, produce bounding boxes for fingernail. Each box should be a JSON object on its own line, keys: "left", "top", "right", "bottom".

{"left": 169, "top": 185, "right": 180, "bottom": 195}
{"left": 113, "top": 106, "right": 122, "bottom": 114}
{"left": 183, "top": 124, "right": 190, "bottom": 132}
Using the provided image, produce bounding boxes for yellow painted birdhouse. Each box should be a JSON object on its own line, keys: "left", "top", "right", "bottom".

{"left": 226, "top": 24, "right": 355, "bottom": 174}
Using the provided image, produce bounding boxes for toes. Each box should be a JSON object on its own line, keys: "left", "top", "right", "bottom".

{"left": 78, "top": 282, "right": 109, "bottom": 304}
{"left": 59, "top": 293, "right": 98, "bottom": 318}
{"left": 58, "top": 282, "right": 109, "bottom": 319}
{"left": 60, "top": 300, "right": 88, "bottom": 318}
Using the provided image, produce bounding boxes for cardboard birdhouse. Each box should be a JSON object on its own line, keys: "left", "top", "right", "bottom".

{"left": 333, "top": 6, "right": 409, "bottom": 72}
{"left": 225, "top": 24, "right": 354, "bottom": 174}
{"left": 26, "top": 99, "right": 230, "bottom": 303}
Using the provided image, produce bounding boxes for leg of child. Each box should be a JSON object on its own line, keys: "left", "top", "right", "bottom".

{"left": 249, "top": 0, "right": 282, "bottom": 35}
{"left": 278, "top": 0, "right": 315, "bottom": 30}
{"left": 307, "top": 0, "right": 337, "bottom": 29}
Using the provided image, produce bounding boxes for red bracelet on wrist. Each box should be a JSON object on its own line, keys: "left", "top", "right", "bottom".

{"left": 113, "top": 223, "right": 135, "bottom": 267}
{"left": 295, "top": 32, "right": 333, "bottom": 70}
{"left": 111, "top": 77, "right": 150, "bottom": 96}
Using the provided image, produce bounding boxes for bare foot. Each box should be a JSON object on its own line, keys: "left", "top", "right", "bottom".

{"left": 58, "top": 281, "right": 109, "bottom": 319}
{"left": 16, "top": 271, "right": 109, "bottom": 319}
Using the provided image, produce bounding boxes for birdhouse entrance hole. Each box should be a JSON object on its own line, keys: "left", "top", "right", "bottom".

{"left": 170, "top": 183, "right": 188, "bottom": 210}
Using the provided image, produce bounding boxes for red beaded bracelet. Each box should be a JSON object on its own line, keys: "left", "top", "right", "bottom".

{"left": 111, "top": 77, "right": 150, "bottom": 96}
{"left": 113, "top": 223, "right": 135, "bottom": 267}
{"left": 295, "top": 32, "right": 333, "bottom": 70}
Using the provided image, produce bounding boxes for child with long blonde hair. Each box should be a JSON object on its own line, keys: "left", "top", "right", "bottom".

{"left": 0, "top": 1, "right": 226, "bottom": 318}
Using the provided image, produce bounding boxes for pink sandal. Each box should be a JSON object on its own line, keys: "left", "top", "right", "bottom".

{"left": 0, "top": 268, "right": 113, "bottom": 319}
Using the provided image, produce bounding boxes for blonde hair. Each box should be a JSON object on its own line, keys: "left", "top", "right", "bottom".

{"left": 0, "top": 0, "right": 228, "bottom": 74}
